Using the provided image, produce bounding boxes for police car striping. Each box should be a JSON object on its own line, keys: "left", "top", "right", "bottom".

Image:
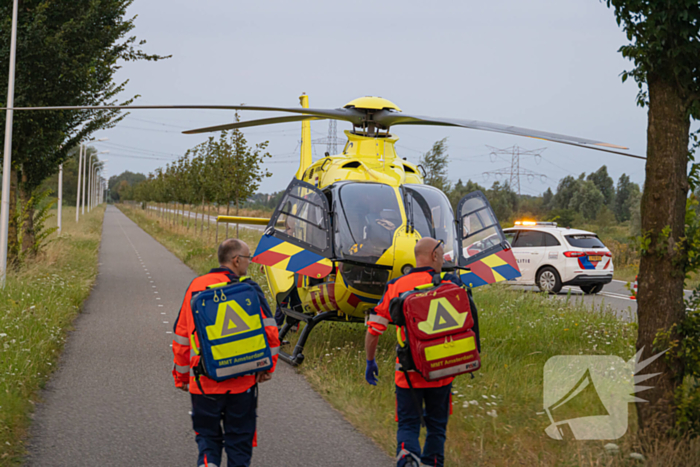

{"left": 503, "top": 221, "right": 613, "bottom": 294}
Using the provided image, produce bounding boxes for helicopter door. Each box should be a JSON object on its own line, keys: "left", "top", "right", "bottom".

{"left": 252, "top": 179, "right": 334, "bottom": 279}
{"left": 456, "top": 191, "right": 521, "bottom": 287}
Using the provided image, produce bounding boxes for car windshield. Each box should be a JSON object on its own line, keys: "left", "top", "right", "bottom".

{"left": 565, "top": 234, "right": 605, "bottom": 249}
{"left": 403, "top": 185, "right": 458, "bottom": 267}
{"left": 335, "top": 183, "right": 402, "bottom": 262}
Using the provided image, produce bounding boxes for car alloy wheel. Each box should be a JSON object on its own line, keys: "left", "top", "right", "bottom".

{"left": 539, "top": 270, "right": 557, "bottom": 291}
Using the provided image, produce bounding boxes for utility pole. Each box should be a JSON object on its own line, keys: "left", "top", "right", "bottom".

{"left": 482, "top": 145, "right": 547, "bottom": 195}
{"left": 313, "top": 120, "right": 343, "bottom": 156}
{"left": 87, "top": 153, "right": 93, "bottom": 212}
{"left": 76, "top": 145, "right": 83, "bottom": 222}
{"left": 58, "top": 164, "right": 63, "bottom": 235}
{"left": 0, "top": 0, "right": 19, "bottom": 287}
{"left": 327, "top": 120, "right": 338, "bottom": 155}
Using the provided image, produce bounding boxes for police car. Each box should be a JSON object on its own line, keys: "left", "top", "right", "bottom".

{"left": 502, "top": 221, "right": 613, "bottom": 294}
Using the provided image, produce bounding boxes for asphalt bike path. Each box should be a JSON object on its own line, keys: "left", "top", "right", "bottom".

{"left": 26, "top": 206, "right": 391, "bottom": 466}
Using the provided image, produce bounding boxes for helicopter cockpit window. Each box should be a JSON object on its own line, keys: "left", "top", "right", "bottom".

{"left": 459, "top": 195, "right": 506, "bottom": 260}
{"left": 336, "top": 183, "right": 401, "bottom": 262}
{"left": 275, "top": 184, "right": 329, "bottom": 253}
{"left": 403, "top": 185, "right": 459, "bottom": 267}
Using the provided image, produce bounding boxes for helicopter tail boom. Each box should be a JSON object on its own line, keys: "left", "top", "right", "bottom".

{"left": 216, "top": 215, "right": 274, "bottom": 226}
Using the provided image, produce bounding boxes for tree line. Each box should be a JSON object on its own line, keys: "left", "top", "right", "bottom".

{"left": 124, "top": 126, "right": 270, "bottom": 239}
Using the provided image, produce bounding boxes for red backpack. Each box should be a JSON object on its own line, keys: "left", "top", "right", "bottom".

{"left": 390, "top": 275, "right": 481, "bottom": 381}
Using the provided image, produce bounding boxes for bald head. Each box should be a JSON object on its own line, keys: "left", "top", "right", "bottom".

{"left": 218, "top": 238, "right": 251, "bottom": 276}
{"left": 415, "top": 237, "right": 444, "bottom": 272}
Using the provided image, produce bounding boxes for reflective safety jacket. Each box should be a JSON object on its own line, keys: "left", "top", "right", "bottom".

{"left": 367, "top": 266, "right": 480, "bottom": 389}
{"left": 173, "top": 267, "right": 280, "bottom": 394}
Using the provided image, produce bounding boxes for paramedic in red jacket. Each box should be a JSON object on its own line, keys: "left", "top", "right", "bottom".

{"left": 173, "top": 238, "right": 280, "bottom": 467}
{"left": 365, "top": 237, "right": 480, "bottom": 467}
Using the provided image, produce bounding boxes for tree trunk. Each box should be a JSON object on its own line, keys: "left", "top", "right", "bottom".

{"left": 215, "top": 204, "right": 220, "bottom": 245}
{"left": 235, "top": 198, "right": 239, "bottom": 239}
{"left": 636, "top": 75, "right": 690, "bottom": 432}
{"left": 19, "top": 174, "right": 35, "bottom": 256}
{"left": 201, "top": 196, "right": 205, "bottom": 236}
{"left": 225, "top": 204, "right": 230, "bottom": 239}
{"left": 208, "top": 203, "right": 212, "bottom": 242}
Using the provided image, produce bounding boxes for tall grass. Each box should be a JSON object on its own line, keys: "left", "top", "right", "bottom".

{"left": 0, "top": 206, "right": 105, "bottom": 466}
{"left": 120, "top": 204, "right": 699, "bottom": 466}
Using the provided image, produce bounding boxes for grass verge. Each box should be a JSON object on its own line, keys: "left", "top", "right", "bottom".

{"left": 0, "top": 206, "right": 105, "bottom": 466}
{"left": 119, "top": 203, "right": 699, "bottom": 466}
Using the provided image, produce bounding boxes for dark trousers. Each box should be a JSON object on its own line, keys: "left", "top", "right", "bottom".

{"left": 191, "top": 388, "right": 257, "bottom": 467}
{"left": 396, "top": 383, "right": 451, "bottom": 467}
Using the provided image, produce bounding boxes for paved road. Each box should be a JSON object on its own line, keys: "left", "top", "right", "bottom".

{"left": 147, "top": 205, "right": 266, "bottom": 233}
{"left": 519, "top": 280, "right": 638, "bottom": 322}
{"left": 26, "top": 206, "right": 391, "bottom": 466}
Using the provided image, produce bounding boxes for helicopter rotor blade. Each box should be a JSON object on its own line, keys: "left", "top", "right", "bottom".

{"left": 373, "top": 110, "right": 644, "bottom": 160}
{"left": 183, "top": 115, "right": 326, "bottom": 134}
{"left": 2, "top": 104, "right": 365, "bottom": 124}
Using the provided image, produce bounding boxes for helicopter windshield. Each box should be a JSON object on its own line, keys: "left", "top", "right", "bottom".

{"left": 403, "top": 185, "right": 459, "bottom": 268}
{"left": 335, "top": 183, "right": 402, "bottom": 263}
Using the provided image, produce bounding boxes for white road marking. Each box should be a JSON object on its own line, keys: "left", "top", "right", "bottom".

{"left": 600, "top": 292, "right": 634, "bottom": 301}
{"left": 612, "top": 278, "right": 692, "bottom": 293}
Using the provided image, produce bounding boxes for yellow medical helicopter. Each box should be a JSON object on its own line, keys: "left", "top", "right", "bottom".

{"left": 9, "top": 94, "right": 640, "bottom": 365}
{"left": 179, "top": 94, "right": 639, "bottom": 365}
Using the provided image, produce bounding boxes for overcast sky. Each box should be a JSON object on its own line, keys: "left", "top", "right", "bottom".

{"left": 92, "top": 0, "right": 655, "bottom": 196}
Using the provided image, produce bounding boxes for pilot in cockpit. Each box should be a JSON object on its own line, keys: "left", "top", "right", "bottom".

{"left": 345, "top": 191, "right": 401, "bottom": 256}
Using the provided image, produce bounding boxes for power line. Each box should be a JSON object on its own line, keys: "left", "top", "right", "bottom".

{"left": 482, "top": 145, "right": 547, "bottom": 195}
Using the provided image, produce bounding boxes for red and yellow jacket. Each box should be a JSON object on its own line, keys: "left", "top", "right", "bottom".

{"left": 172, "top": 267, "right": 280, "bottom": 394}
{"left": 367, "top": 266, "right": 480, "bottom": 389}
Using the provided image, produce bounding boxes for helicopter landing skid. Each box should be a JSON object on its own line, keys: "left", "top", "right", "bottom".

{"left": 277, "top": 309, "right": 364, "bottom": 366}
{"left": 278, "top": 309, "right": 337, "bottom": 366}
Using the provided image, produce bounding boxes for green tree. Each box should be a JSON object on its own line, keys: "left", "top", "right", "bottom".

{"left": 215, "top": 124, "right": 272, "bottom": 237}
{"left": 419, "top": 138, "right": 451, "bottom": 193}
{"left": 542, "top": 187, "right": 554, "bottom": 210}
{"left": 486, "top": 181, "right": 518, "bottom": 222}
{"left": 595, "top": 205, "right": 617, "bottom": 232}
{"left": 627, "top": 189, "right": 642, "bottom": 236}
{"left": 448, "top": 178, "right": 485, "bottom": 214}
{"left": 108, "top": 171, "right": 147, "bottom": 202}
{"left": 0, "top": 0, "right": 167, "bottom": 257}
{"left": 553, "top": 175, "right": 582, "bottom": 210}
{"left": 547, "top": 209, "right": 577, "bottom": 228}
{"left": 606, "top": 0, "right": 700, "bottom": 431}
{"left": 614, "top": 173, "right": 641, "bottom": 222}
{"left": 568, "top": 180, "right": 605, "bottom": 220}
{"left": 587, "top": 165, "right": 615, "bottom": 206}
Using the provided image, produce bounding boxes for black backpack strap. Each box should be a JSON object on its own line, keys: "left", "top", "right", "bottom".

{"left": 401, "top": 368, "right": 426, "bottom": 428}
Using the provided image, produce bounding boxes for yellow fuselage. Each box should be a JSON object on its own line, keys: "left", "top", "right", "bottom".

{"left": 265, "top": 131, "right": 428, "bottom": 320}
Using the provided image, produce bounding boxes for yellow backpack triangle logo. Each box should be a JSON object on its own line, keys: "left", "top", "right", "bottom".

{"left": 417, "top": 297, "right": 467, "bottom": 335}
{"left": 206, "top": 300, "right": 261, "bottom": 341}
